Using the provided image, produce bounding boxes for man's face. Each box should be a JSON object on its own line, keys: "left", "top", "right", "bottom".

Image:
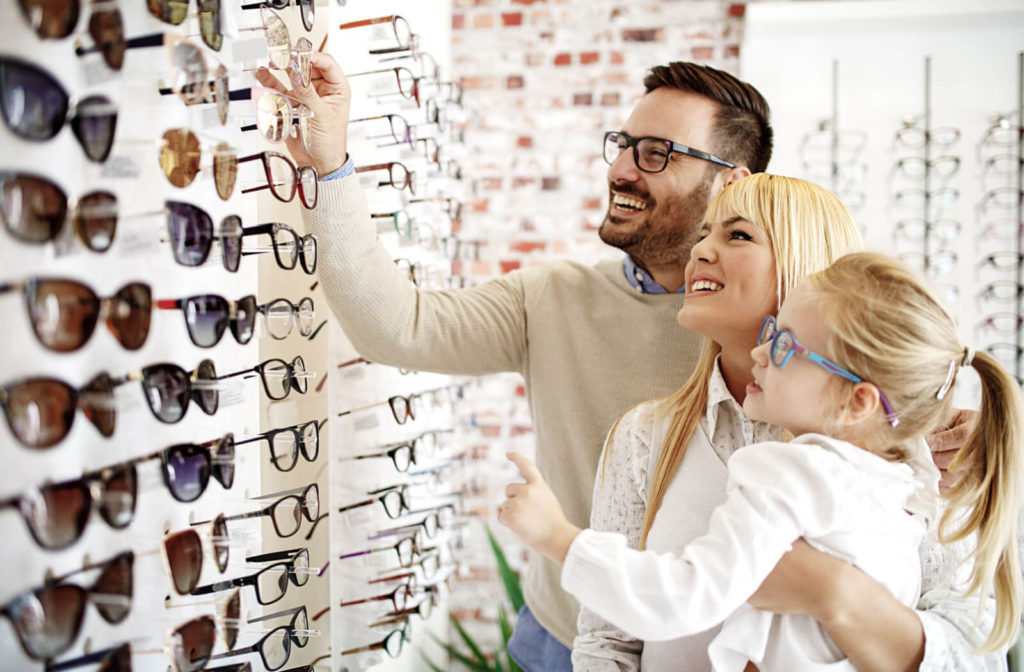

{"left": 599, "top": 88, "right": 724, "bottom": 268}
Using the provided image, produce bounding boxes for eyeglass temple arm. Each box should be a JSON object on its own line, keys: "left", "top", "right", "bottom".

{"left": 247, "top": 547, "right": 304, "bottom": 563}
{"left": 247, "top": 605, "right": 304, "bottom": 623}
{"left": 206, "top": 641, "right": 260, "bottom": 661}
{"left": 191, "top": 574, "right": 251, "bottom": 596}
{"left": 218, "top": 365, "right": 259, "bottom": 381}
{"left": 75, "top": 32, "right": 163, "bottom": 57}
{"left": 338, "top": 547, "right": 384, "bottom": 561}
{"left": 45, "top": 644, "right": 125, "bottom": 671}
{"left": 337, "top": 498, "right": 375, "bottom": 513}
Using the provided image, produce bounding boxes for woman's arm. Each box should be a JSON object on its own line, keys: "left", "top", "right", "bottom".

{"left": 749, "top": 538, "right": 1006, "bottom": 671}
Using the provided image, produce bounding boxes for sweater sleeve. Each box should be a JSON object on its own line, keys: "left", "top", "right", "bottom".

{"left": 302, "top": 175, "right": 531, "bottom": 376}
{"left": 563, "top": 442, "right": 839, "bottom": 641}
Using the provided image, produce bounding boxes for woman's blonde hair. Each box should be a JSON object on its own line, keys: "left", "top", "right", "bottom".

{"left": 807, "top": 252, "right": 1023, "bottom": 652}
{"left": 634, "top": 174, "right": 862, "bottom": 549}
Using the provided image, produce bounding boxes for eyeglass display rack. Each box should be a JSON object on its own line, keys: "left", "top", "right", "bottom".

{"left": 318, "top": 4, "right": 478, "bottom": 671}
{"left": 0, "top": 0, "right": 422, "bottom": 670}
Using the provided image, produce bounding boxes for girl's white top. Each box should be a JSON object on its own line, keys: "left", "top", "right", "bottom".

{"left": 572, "top": 360, "right": 1004, "bottom": 671}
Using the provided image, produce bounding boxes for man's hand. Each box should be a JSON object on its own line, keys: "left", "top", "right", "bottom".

{"left": 497, "top": 452, "right": 581, "bottom": 564}
{"left": 926, "top": 408, "right": 977, "bottom": 492}
{"left": 254, "top": 52, "right": 352, "bottom": 176}
{"left": 748, "top": 539, "right": 842, "bottom": 618}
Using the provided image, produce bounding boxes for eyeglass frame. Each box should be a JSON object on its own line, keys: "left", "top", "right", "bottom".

{"left": 757, "top": 315, "right": 899, "bottom": 428}
{"left": 603, "top": 130, "right": 734, "bottom": 173}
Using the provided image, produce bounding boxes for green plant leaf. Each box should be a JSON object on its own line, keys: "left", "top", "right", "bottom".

{"left": 498, "top": 604, "right": 513, "bottom": 647}
{"left": 451, "top": 614, "right": 490, "bottom": 664}
{"left": 419, "top": 651, "right": 449, "bottom": 672}
{"left": 485, "top": 523, "right": 525, "bottom": 613}
{"left": 429, "top": 631, "right": 495, "bottom": 672}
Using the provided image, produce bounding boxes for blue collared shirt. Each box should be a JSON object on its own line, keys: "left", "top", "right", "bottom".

{"left": 623, "top": 256, "right": 685, "bottom": 294}
{"left": 320, "top": 156, "right": 355, "bottom": 181}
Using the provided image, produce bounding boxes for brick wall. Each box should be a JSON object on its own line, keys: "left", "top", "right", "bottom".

{"left": 451, "top": 0, "right": 759, "bottom": 277}
{"left": 443, "top": 0, "right": 783, "bottom": 653}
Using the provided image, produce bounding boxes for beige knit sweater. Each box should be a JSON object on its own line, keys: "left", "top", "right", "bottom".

{"left": 304, "top": 175, "right": 703, "bottom": 647}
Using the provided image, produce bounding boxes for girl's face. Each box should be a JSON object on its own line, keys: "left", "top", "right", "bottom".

{"left": 744, "top": 283, "right": 838, "bottom": 436}
{"left": 677, "top": 215, "right": 778, "bottom": 347}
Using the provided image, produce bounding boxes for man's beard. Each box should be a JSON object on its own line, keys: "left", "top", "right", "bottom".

{"left": 599, "top": 177, "right": 712, "bottom": 269}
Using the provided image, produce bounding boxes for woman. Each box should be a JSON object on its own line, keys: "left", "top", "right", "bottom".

{"left": 572, "top": 174, "right": 1002, "bottom": 670}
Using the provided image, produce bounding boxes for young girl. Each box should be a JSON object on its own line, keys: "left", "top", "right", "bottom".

{"left": 499, "top": 252, "right": 1023, "bottom": 670}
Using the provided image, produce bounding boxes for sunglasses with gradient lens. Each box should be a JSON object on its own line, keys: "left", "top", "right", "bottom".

{"left": 0, "top": 56, "right": 117, "bottom": 162}
{"left": 0, "top": 372, "right": 117, "bottom": 448}
{"left": 157, "top": 294, "right": 257, "bottom": 348}
{"left": 0, "top": 463, "right": 137, "bottom": 550}
{"left": 130, "top": 359, "right": 219, "bottom": 424}
{"left": 1, "top": 551, "right": 133, "bottom": 661}
{"left": 159, "top": 129, "right": 238, "bottom": 198}
{"left": 2, "top": 278, "right": 151, "bottom": 352}
{"left": 147, "top": 0, "right": 223, "bottom": 51}
{"left": 166, "top": 201, "right": 243, "bottom": 271}
{"left": 0, "top": 172, "right": 118, "bottom": 250}
{"left": 163, "top": 520, "right": 230, "bottom": 595}
{"left": 132, "top": 434, "right": 235, "bottom": 503}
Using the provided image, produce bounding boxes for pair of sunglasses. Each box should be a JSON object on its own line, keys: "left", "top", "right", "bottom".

{"left": 2, "top": 277, "right": 151, "bottom": 353}
{"left": 0, "top": 56, "right": 117, "bottom": 162}
{"left": 163, "top": 522, "right": 230, "bottom": 596}
{"left": 131, "top": 434, "right": 235, "bottom": 503}
{"left": 1, "top": 551, "right": 133, "bottom": 660}
{"left": 157, "top": 294, "right": 257, "bottom": 347}
{"left": 0, "top": 462, "right": 136, "bottom": 550}
{"left": 0, "top": 372, "right": 117, "bottom": 448}
{"left": 159, "top": 128, "right": 238, "bottom": 199}
{"left": 0, "top": 172, "right": 118, "bottom": 250}
{"left": 148, "top": 0, "right": 223, "bottom": 51}
{"left": 117, "top": 359, "right": 219, "bottom": 424}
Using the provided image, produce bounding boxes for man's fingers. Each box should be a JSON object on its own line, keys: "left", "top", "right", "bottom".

{"left": 507, "top": 451, "right": 541, "bottom": 483}
{"left": 254, "top": 68, "right": 289, "bottom": 94}
{"left": 310, "top": 52, "right": 349, "bottom": 86}
{"left": 504, "top": 482, "right": 522, "bottom": 498}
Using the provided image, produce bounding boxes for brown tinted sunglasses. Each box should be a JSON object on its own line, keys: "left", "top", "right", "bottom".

{"left": 1, "top": 277, "right": 151, "bottom": 353}
{"left": 0, "top": 172, "right": 118, "bottom": 251}
{"left": 0, "top": 372, "right": 118, "bottom": 448}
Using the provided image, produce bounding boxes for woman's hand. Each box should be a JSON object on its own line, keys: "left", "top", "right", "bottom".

{"left": 253, "top": 52, "right": 352, "bottom": 176}
{"left": 497, "top": 452, "right": 581, "bottom": 564}
{"left": 926, "top": 408, "right": 977, "bottom": 492}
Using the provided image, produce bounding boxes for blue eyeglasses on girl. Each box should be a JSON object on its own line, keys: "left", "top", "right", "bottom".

{"left": 757, "top": 315, "right": 899, "bottom": 428}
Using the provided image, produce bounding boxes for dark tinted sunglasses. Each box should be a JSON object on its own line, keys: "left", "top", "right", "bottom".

{"left": 0, "top": 56, "right": 117, "bottom": 162}
{"left": 45, "top": 642, "right": 132, "bottom": 672}
{"left": 0, "top": 372, "right": 117, "bottom": 448}
{"left": 0, "top": 172, "right": 118, "bottom": 250}
{"left": 131, "top": 433, "right": 235, "bottom": 503}
{"left": 165, "top": 201, "right": 244, "bottom": 272}
{"left": 163, "top": 521, "right": 230, "bottom": 595}
{"left": 2, "top": 277, "right": 151, "bottom": 352}
{"left": 156, "top": 294, "right": 257, "bottom": 348}
{"left": 116, "top": 359, "right": 219, "bottom": 424}
{"left": 0, "top": 462, "right": 137, "bottom": 550}
{"left": 1, "top": 551, "right": 133, "bottom": 660}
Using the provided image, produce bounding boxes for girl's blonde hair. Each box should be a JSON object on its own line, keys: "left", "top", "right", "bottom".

{"left": 633, "top": 174, "right": 863, "bottom": 548}
{"left": 807, "top": 252, "right": 1023, "bottom": 653}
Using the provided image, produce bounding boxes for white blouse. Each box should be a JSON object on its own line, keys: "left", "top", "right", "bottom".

{"left": 572, "top": 363, "right": 1005, "bottom": 671}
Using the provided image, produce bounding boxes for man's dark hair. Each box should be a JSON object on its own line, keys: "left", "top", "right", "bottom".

{"left": 643, "top": 62, "right": 773, "bottom": 174}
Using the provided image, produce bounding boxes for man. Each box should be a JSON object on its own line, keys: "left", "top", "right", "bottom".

{"left": 256, "top": 56, "right": 992, "bottom": 670}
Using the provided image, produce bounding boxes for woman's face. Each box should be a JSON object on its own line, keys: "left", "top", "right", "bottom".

{"left": 677, "top": 214, "right": 778, "bottom": 348}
